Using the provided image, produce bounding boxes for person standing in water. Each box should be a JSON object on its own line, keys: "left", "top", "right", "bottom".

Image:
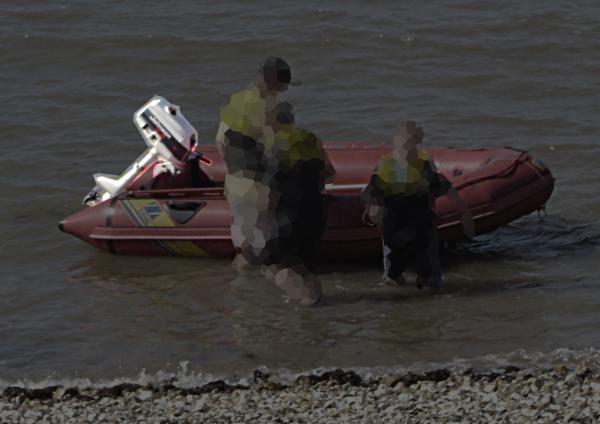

{"left": 216, "top": 58, "right": 326, "bottom": 305}
{"left": 216, "top": 57, "right": 295, "bottom": 268}
{"left": 361, "top": 121, "right": 475, "bottom": 289}
{"left": 265, "top": 102, "right": 335, "bottom": 297}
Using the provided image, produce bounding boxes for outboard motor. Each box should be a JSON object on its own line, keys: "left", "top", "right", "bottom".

{"left": 83, "top": 95, "right": 211, "bottom": 206}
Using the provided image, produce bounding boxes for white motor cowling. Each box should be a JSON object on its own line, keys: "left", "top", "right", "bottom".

{"left": 133, "top": 95, "right": 198, "bottom": 166}
{"left": 83, "top": 96, "right": 210, "bottom": 206}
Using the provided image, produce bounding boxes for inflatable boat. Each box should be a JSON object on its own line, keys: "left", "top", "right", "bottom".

{"left": 60, "top": 143, "right": 554, "bottom": 259}
{"left": 59, "top": 96, "right": 554, "bottom": 259}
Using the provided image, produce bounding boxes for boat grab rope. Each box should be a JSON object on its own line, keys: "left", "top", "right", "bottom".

{"left": 537, "top": 205, "right": 548, "bottom": 222}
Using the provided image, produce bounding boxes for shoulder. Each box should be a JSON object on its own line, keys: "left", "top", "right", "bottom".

{"left": 230, "top": 86, "right": 261, "bottom": 105}
{"left": 417, "top": 150, "right": 438, "bottom": 173}
{"left": 374, "top": 154, "right": 397, "bottom": 181}
{"left": 377, "top": 153, "right": 395, "bottom": 168}
{"left": 417, "top": 149, "right": 431, "bottom": 162}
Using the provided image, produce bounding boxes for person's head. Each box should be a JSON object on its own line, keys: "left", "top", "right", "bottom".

{"left": 269, "top": 101, "right": 295, "bottom": 131}
{"left": 393, "top": 120, "right": 424, "bottom": 151}
{"left": 258, "top": 57, "right": 294, "bottom": 92}
{"left": 275, "top": 101, "right": 295, "bottom": 125}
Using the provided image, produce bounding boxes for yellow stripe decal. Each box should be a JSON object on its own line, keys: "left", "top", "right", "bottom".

{"left": 122, "top": 199, "right": 209, "bottom": 256}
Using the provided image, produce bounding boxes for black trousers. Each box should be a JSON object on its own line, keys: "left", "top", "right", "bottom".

{"left": 270, "top": 161, "right": 327, "bottom": 272}
{"left": 380, "top": 196, "right": 442, "bottom": 287}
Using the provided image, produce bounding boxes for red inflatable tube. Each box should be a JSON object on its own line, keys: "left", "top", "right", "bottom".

{"left": 59, "top": 143, "right": 554, "bottom": 259}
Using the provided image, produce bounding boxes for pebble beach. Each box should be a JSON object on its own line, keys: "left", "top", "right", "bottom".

{"left": 3, "top": 362, "right": 599, "bottom": 423}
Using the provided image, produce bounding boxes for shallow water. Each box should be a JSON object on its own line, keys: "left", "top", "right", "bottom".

{"left": 1, "top": 0, "right": 600, "bottom": 387}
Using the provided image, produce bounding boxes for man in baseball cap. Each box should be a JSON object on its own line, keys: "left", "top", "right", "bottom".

{"left": 260, "top": 56, "right": 302, "bottom": 91}
{"left": 216, "top": 57, "right": 322, "bottom": 305}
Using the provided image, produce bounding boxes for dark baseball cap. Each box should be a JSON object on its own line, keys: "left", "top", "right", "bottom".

{"left": 260, "top": 57, "right": 302, "bottom": 86}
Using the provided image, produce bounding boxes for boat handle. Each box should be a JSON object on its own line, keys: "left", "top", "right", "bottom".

{"left": 126, "top": 190, "right": 149, "bottom": 198}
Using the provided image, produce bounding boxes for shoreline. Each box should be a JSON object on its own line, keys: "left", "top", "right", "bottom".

{"left": 2, "top": 364, "right": 599, "bottom": 423}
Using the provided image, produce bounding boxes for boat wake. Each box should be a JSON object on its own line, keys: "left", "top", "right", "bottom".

{"left": 450, "top": 215, "right": 600, "bottom": 259}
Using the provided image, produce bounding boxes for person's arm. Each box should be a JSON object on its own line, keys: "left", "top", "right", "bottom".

{"left": 360, "top": 174, "right": 385, "bottom": 227}
{"left": 429, "top": 160, "right": 475, "bottom": 239}
{"left": 362, "top": 204, "right": 383, "bottom": 227}
{"left": 321, "top": 148, "right": 336, "bottom": 184}
{"left": 446, "top": 186, "right": 476, "bottom": 239}
{"left": 215, "top": 121, "right": 229, "bottom": 158}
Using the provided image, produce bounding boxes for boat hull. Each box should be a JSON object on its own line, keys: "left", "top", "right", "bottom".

{"left": 60, "top": 144, "right": 555, "bottom": 258}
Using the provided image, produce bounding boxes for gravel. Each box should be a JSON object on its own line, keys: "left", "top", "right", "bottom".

{"left": 2, "top": 365, "right": 599, "bottom": 423}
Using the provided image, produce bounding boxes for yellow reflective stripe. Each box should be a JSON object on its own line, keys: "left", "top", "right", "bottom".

{"left": 160, "top": 241, "right": 209, "bottom": 256}
{"left": 122, "top": 200, "right": 211, "bottom": 256}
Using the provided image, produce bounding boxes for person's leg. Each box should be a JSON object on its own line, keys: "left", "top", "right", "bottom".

{"left": 273, "top": 266, "right": 323, "bottom": 305}
{"left": 414, "top": 221, "right": 442, "bottom": 289}
{"left": 382, "top": 242, "right": 408, "bottom": 284}
{"left": 250, "top": 181, "right": 277, "bottom": 262}
{"left": 297, "top": 198, "right": 326, "bottom": 273}
{"left": 225, "top": 174, "right": 261, "bottom": 267}
{"left": 381, "top": 209, "right": 409, "bottom": 284}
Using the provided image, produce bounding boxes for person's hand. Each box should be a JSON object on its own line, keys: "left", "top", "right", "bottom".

{"left": 460, "top": 210, "right": 476, "bottom": 239}
{"left": 362, "top": 210, "right": 374, "bottom": 226}
{"left": 364, "top": 204, "right": 382, "bottom": 226}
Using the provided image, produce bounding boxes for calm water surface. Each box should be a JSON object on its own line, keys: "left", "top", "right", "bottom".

{"left": 1, "top": 0, "right": 600, "bottom": 386}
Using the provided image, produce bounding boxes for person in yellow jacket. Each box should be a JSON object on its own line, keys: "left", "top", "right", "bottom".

{"left": 361, "top": 121, "right": 475, "bottom": 289}
{"left": 216, "top": 60, "right": 331, "bottom": 305}
{"left": 268, "top": 102, "right": 335, "bottom": 272}
{"left": 216, "top": 57, "right": 297, "bottom": 268}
